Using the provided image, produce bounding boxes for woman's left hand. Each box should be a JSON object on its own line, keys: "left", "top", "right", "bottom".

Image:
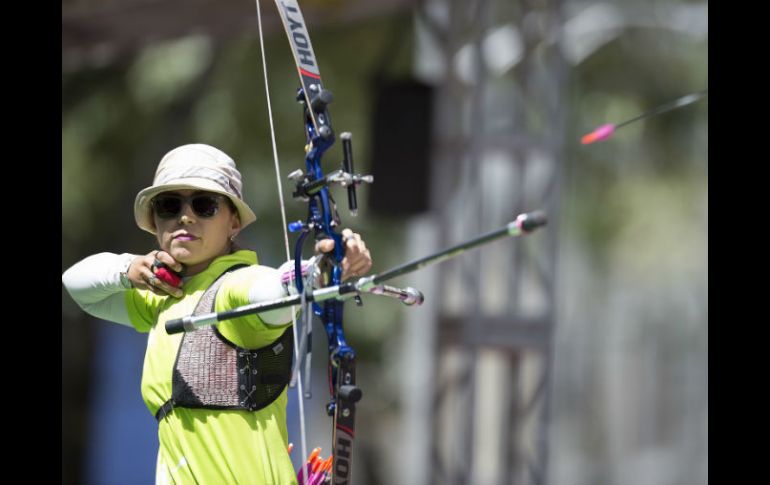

{"left": 315, "top": 228, "right": 373, "bottom": 280}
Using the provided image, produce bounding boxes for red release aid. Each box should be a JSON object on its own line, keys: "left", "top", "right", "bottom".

{"left": 154, "top": 266, "right": 183, "bottom": 287}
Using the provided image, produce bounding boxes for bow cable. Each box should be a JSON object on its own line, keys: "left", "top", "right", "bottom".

{"left": 253, "top": 0, "right": 309, "bottom": 476}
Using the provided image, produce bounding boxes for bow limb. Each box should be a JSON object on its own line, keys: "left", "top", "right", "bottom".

{"left": 269, "top": 2, "right": 364, "bottom": 483}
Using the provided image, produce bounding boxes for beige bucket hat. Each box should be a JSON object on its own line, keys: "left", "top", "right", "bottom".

{"left": 134, "top": 144, "right": 257, "bottom": 234}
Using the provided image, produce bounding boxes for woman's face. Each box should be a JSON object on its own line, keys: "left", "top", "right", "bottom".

{"left": 152, "top": 189, "right": 241, "bottom": 272}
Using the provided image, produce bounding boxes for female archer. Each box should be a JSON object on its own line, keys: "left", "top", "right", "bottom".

{"left": 62, "top": 143, "right": 372, "bottom": 483}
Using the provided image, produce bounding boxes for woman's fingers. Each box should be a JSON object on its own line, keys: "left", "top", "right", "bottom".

{"left": 144, "top": 267, "right": 184, "bottom": 297}
{"left": 340, "top": 230, "right": 372, "bottom": 279}
{"left": 313, "top": 229, "right": 373, "bottom": 280}
{"left": 154, "top": 250, "right": 184, "bottom": 274}
{"left": 128, "top": 250, "right": 184, "bottom": 297}
{"left": 315, "top": 239, "right": 335, "bottom": 254}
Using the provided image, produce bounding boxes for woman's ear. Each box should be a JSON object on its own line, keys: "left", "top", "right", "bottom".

{"left": 230, "top": 214, "right": 242, "bottom": 235}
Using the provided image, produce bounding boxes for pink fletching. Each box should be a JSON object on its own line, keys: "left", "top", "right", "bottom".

{"left": 581, "top": 123, "right": 616, "bottom": 144}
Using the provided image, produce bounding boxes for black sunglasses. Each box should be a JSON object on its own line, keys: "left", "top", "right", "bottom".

{"left": 152, "top": 194, "right": 225, "bottom": 219}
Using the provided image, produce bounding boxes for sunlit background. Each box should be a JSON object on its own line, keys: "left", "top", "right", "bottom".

{"left": 62, "top": 1, "right": 707, "bottom": 484}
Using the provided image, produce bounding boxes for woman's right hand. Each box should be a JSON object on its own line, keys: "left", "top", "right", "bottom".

{"left": 126, "top": 250, "right": 184, "bottom": 298}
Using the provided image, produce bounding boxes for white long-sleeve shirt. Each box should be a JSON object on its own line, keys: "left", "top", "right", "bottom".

{"left": 62, "top": 252, "right": 301, "bottom": 327}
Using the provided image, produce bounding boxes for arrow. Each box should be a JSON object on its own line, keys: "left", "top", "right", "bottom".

{"left": 581, "top": 89, "right": 707, "bottom": 144}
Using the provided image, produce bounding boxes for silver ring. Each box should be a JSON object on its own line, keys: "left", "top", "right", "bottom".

{"left": 148, "top": 275, "right": 159, "bottom": 286}
{"left": 152, "top": 251, "right": 164, "bottom": 270}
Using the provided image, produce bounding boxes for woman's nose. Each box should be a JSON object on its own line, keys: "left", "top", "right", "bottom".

{"left": 178, "top": 204, "right": 196, "bottom": 224}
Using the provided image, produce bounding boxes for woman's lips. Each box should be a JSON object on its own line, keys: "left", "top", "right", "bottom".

{"left": 174, "top": 234, "right": 198, "bottom": 241}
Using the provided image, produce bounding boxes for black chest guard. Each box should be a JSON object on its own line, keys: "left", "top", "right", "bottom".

{"left": 156, "top": 265, "right": 294, "bottom": 421}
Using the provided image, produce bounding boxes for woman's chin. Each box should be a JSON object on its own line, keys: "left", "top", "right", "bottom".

{"left": 168, "top": 249, "right": 197, "bottom": 264}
